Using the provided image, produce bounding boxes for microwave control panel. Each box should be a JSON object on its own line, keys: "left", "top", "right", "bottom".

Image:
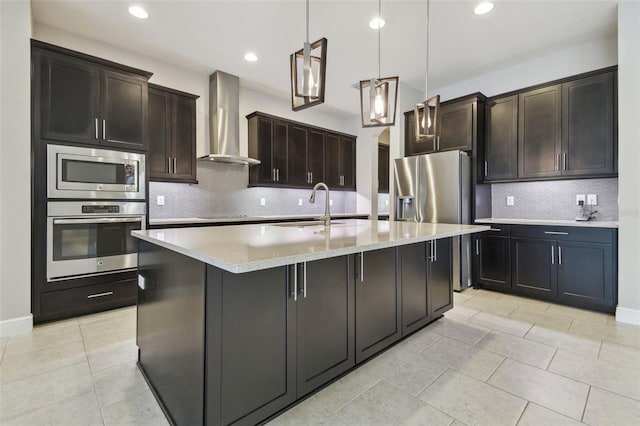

{"left": 82, "top": 205, "right": 120, "bottom": 214}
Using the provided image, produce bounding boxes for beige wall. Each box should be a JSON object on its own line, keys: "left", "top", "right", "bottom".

{"left": 0, "top": 0, "right": 32, "bottom": 334}
{"left": 616, "top": 1, "right": 640, "bottom": 324}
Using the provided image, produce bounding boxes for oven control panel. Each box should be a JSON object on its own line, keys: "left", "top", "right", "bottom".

{"left": 82, "top": 205, "right": 120, "bottom": 214}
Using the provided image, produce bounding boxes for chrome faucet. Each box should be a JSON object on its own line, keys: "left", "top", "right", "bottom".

{"left": 309, "top": 182, "right": 331, "bottom": 226}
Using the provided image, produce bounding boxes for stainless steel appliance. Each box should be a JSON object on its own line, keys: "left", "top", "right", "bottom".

{"left": 46, "top": 201, "right": 146, "bottom": 281}
{"left": 47, "top": 144, "right": 146, "bottom": 199}
{"left": 394, "top": 150, "right": 472, "bottom": 291}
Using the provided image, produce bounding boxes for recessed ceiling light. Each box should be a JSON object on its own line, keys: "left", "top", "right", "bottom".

{"left": 474, "top": 1, "right": 494, "bottom": 15}
{"left": 128, "top": 5, "right": 149, "bottom": 19}
{"left": 244, "top": 52, "right": 258, "bottom": 62}
{"left": 369, "top": 16, "right": 386, "bottom": 30}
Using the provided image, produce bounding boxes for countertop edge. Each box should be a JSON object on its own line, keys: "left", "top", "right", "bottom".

{"left": 475, "top": 218, "right": 619, "bottom": 229}
{"left": 149, "top": 213, "right": 370, "bottom": 226}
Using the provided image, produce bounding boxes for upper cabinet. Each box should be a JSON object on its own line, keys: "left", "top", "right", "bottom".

{"left": 404, "top": 94, "right": 485, "bottom": 157}
{"left": 248, "top": 112, "right": 356, "bottom": 191}
{"left": 378, "top": 144, "right": 390, "bottom": 193}
{"left": 148, "top": 84, "right": 199, "bottom": 183}
{"left": 33, "top": 41, "right": 151, "bottom": 151}
{"left": 483, "top": 67, "right": 617, "bottom": 183}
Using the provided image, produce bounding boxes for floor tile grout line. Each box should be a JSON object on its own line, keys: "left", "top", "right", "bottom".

{"left": 545, "top": 348, "right": 559, "bottom": 371}
{"left": 78, "top": 318, "right": 107, "bottom": 426}
{"left": 514, "top": 400, "right": 530, "bottom": 426}
{"left": 328, "top": 376, "right": 382, "bottom": 414}
{"left": 484, "top": 355, "right": 508, "bottom": 383}
{"left": 581, "top": 386, "right": 592, "bottom": 423}
{"left": 413, "top": 366, "right": 450, "bottom": 397}
{"left": 0, "top": 390, "right": 99, "bottom": 423}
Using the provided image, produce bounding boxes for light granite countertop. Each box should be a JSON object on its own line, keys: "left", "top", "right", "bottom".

{"left": 149, "top": 212, "right": 369, "bottom": 226}
{"left": 476, "top": 218, "right": 619, "bottom": 229}
{"left": 133, "top": 219, "right": 490, "bottom": 273}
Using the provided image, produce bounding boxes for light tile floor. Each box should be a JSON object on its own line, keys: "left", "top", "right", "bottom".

{"left": 0, "top": 289, "right": 638, "bottom": 425}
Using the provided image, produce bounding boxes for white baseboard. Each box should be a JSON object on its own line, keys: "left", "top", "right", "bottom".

{"left": 615, "top": 307, "right": 640, "bottom": 325}
{"left": 0, "top": 314, "right": 33, "bottom": 338}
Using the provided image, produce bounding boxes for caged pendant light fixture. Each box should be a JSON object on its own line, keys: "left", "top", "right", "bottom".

{"left": 414, "top": 0, "right": 440, "bottom": 142}
{"left": 359, "top": 0, "right": 398, "bottom": 128}
{"left": 290, "top": 0, "right": 327, "bottom": 111}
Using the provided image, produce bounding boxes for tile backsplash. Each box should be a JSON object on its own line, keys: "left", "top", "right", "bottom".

{"left": 149, "top": 162, "right": 358, "bottom": 219}
{"left": 491, "top": 178, "right": 618, "bottom": 221}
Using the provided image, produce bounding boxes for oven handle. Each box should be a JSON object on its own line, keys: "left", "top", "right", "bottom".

{"left": 52, "top": 217, "right": 143, "bottom": 225}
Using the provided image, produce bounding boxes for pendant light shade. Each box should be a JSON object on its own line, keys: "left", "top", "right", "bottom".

{"left": 290, "top": 0, "right": 327, "bottom": 111}
{"left": 360, "top": 0, "right": 398, "bottom": 128}
{"left": 415, "top": 0, "right": 440, "bottom": 141}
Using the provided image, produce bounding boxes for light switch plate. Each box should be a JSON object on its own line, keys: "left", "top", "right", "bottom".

{"left": 298, "top": 198, "right": 303, "bottom": 206}
{"left": 260, "top": 197, "right": 266, "bottom": 206}
{"left": 506, "top": 196, "right": 514, "bottom": 206}
{"left": 587, "top": 194, "right": 598, "bottom": 205}
{"left": 156, "top": 195, "right": 165, "bottom": 206}
{"left": 329, "top": 199, "right": 333, "bottom": 206}
{"left": 576, "top": 194, "right": 586, "bottom": 205}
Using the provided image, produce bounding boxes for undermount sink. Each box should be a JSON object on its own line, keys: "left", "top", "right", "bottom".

{"left": 272, "top": 221, "right": 345, "bottom": 228}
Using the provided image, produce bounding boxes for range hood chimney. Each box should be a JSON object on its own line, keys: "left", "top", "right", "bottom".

{"left": 198, "top": 71, "right": 260, "bottom": 165}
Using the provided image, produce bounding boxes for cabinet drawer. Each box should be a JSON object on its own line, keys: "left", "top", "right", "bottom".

{"left": 478, "top": 224, "right": 510, "bottom": 237}
{"left": 40, "top": 279, "right": 136, "bottom": 320}
{"left": 510, "top": 225, "right": 615, "bottom": 244}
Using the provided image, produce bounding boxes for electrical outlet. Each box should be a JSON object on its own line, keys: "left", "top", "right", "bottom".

{"left": 587, "top": 194, "right": 598, "bottom": 205}
{"left": 260, "top": 197, "right": 266, "bottom": 207}
{"left": 329, "top": 199, "right": 333, "bottom": 206}
{"left": 156, "top": 195, "right": 165, "bottom": 206}
{"left": 385, "top": 199, "right": 389, "bottom": 206}
{"left": 576, "top": 194, "right": 586, "bottom": 205}
{"left": 298, "top": 198, "right": 303, "bottom": 206}
{"left": 506, "top": 196, "right": 514, "bottom": 206}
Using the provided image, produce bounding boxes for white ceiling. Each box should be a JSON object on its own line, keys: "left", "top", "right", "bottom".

{"left": 31, "top": 0, "right": 618, "bottom": 116}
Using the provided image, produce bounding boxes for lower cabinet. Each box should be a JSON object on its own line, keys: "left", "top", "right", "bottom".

{"left": 354, "top": 247, "right": 401, "bottom": 363}
{"left": 472, "top": 224, "right": 617, "bottom": 313}
{"left": 429, "top": 238, "right": 454, "bottom": 317}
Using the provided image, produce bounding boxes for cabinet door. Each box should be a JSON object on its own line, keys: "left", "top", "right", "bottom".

{"left": 405, "top": 110, "right": 436, "bottom": 155}
{"left": 485, "top": 95, "right": 518, "bottom": 181}
{"left": 171, "top": 95, "right": 197, "bottom": 181}
{"left": 557, "top": 241, "right": 614, "bottom": 310}
{"left": 101, "top": 70, "right": 147, "bottom": 150}
{"left": 511, "top": 238, "right": 557, "bottom": 298}
{"left": 439, "top": 101, "right": 474, "bottom": 152}
{"left": 325, "top": 133, "right": 341, "bottom": 188}
{"left": 476, "top": 236, "right": 510, "bottom": 290}
{"left": 148, "top": 88, "right": 171, "bottom": 179}
{"left": 340, "top": 136, "right": 356, "bottom": 190}
{"left": 217, "top": 267, "right": 296, "bottom": 426}
{"left": 518, "top": 85, "right": 562, "bottom": 178}
{"left": 288, "top": 125, "right": 308, "bottom": 186}
{"left": 256, "top": 116, "right": 275, "bottom": 184}
{"left": 429, "top": 238, "right": 453, "bottom": 317}
{"left": 38, "top": 52, "right": 100, "bottom": 145}
{"left": 307, "top": 130, "right": 325, "bottom": 185}
{"left": 273, "top": 121, "right": 289, "bottom": 184}
{"left": 562, "top": 72, "right": 615, "bottom": 176}
{"left": 355, "top": 248, "right": 400, "bottom": 363}
{"left": 400, "top": 243, "right": 429, "bottom": 336}
{"left": 378, "top": 144, "right": 390, "bottom": 193}
{"left": 296, "top": 257, "right": 355, "bottom": 397}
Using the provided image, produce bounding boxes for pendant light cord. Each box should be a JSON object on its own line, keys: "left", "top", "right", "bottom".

{"left": 378, "top": 0, "right": 381, "bottom": 79}
{"left": 306, "top": 0, "right": 310, "bottom": 43}
{"left": 425, "top": 0, "right": 430, "bottom": 96}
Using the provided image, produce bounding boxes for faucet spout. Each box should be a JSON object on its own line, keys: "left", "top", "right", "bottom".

{"left": 309, "top": 182, "right": 331, "bottom": 226}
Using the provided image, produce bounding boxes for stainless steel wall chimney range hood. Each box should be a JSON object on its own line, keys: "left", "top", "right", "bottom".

{"left": 198, "top": 71, "right": 260, "bottom": 165}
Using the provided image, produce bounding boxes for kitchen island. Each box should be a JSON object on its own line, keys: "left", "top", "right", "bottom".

{"left": 132, "top": 219, "right": 489, "bottom": 426}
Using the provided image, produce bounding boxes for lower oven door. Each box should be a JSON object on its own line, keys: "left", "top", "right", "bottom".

{"left": 47, "top": 216, "right": 144, "bottom": 281}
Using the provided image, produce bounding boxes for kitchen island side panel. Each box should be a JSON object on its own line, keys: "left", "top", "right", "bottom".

{"left": 137, "top": 240, "right": 206, "bottom": 426}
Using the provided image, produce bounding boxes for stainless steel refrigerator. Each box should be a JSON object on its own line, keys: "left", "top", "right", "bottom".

{"left": 394, "top": 150, "right": 472, "bottom": 291}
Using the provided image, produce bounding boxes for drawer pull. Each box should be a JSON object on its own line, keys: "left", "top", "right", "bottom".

{"left": 489, "top": 228, "right": 502, "bottom": 232}
{"left": 551, "top": 246, "right": 555, "bottom": 264}
{"left": 87, "top": 291, "right": 113, "bottom": 299}
{"left": 544, "top": 231, "right": 569, "bottom": 235}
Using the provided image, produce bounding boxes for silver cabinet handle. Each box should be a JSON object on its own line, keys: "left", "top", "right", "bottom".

{"left": 173, "top": 158, "right": 177, "bottom": 174}
{"left": 489, "top": 228, "right": 502, "bottom": 232}
{"left": 563, "top": 153, "right": 567, "bottom": 171}
{"left": 88, "top": 291, "right": 113, "bottom": 299}
{"left": 310, "top": 171, "right": 313, "bottom": 183}
{"left": 292, "top": 264, "right": 297, "bottom": 301}
{"left": 276, "top": 168, "right": 280, "bottom": 182}
{"left": 555, "top": 154, "right": 559, "bottom": 171}
{"left": 551, "top": 245, "right": 555, "bottom": 264}
{"left": 54, "top": 217, "right": 142, "bottom": 225}
{"left": 484, "top": 161, "right": 488, "bottom": 177}
{"left": 433, "top": 138, "right": 436, "bottom": 152}
{"left": 102, "top": 119, "right": 106, "bottom": 140}
{"left": 303, "top": 262, "right": 307, "bottom": 298}
{"left": 95, "top": 118, "right": 99, "bottom": 139}
{"left": 433, "top": 239, "right": 437, "bottom": 262}
{"left": 558, "top": 246, "right": 562, "bottom": 265}
{"left": 168, "top": 158, "right": 172, "bottom": 174}
{"left": 476, "top": 239, "right": 480, "bottom": 256}
{"left": 272, "top": 168, "right": 276, "bottom": 181}
{"left": 437, "top": 136, "right": 440, "bottom": 151}
{"left": 544, "top": 231, "right": 569, "bottom": 235}
{"left": 360, "top": 252, "right": 364, "bottom": 282}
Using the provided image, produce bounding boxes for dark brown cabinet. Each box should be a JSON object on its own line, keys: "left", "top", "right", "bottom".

{"left": 148, "top": 85, "right": 198, "bottom": 183}
{"left": 562, "top": 72, "right": 616, "bottom": 176}
{"left": 355, "top": 248, "right": 401, "bottom": 363}
{"left": 326, "top": 133, "right": 356, "bottom": 190}
{"left": 404, "top": 109, "right": 435, "bottom": 156}
{"left": 484, "top": 95, "right": 518, "bottom": 181}
{"left": 510, "top": 237, "right": 558, "bottom": 298}
{"left": 428, "top": 238, "right": 453, "bottom": 317}
{"left": 33, "top": 41, "right": 150, "bottom": 151}
{"left": 248, "top": 112, "right": 355, "bottom": 190}
{"left": 473, "top": 226, "right": 511, "bottom": 291}
{"left": 378, "top": 143, "right": 390, "bottom": 193}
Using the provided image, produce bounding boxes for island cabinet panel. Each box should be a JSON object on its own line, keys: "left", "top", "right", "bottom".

{"left": 399, "top": 243, "right": 430, "bottom": 336}
{"left": 296, "top": 257, "right": 355, "bottom": 397}
{"left": 355, "top": 247, "right": 401, "bottom": 363}
{"left": 429, "top": 238, "right": 453, "bottom": 317}
{"left": 137, "top": 241, "right": 206, "bottom": 426}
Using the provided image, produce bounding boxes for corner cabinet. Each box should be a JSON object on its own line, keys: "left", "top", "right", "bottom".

{"left": 32, "top": 40, "right": 151, "bottom": 151}
{"left": 248, "top": 112, "right": 355, "bottom": 190}
{"left": 148, "top": 84, "right": 199, "bottom": 183}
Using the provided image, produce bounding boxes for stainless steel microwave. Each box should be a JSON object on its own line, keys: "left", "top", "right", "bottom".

{"left": 47, "top": 144, "right": 145, "bottom": 200}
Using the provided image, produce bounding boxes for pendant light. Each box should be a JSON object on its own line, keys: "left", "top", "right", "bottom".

{"left": 414, "top": 0, "right": 440, "bottom": 141}
{"left": 359, "top": 0, "right": 398, "bottom": 128}
{"left": 290, "top": 0, "right": 327, "bottom": 111}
